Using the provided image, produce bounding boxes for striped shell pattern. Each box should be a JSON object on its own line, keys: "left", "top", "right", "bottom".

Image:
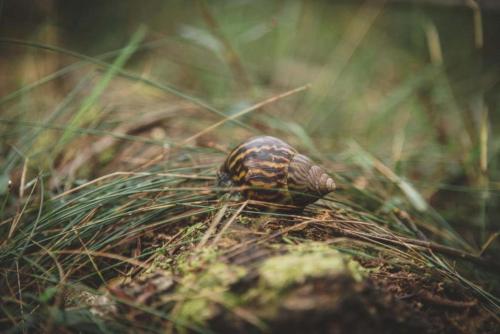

{"left": 217, "top": 136, "right": 335, "bottom": 209}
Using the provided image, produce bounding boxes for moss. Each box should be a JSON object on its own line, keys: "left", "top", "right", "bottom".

{"left": 174, "top": 242, "right": 366, "bottom": 329}
{"left": 176, "top": 245, "right": 219, "bottom": 274}
{"left": 174, "top": 248, "right": 247, "bottom": 330}
{"left": 181, "top": 222, "right": 206, "bottom": 242}
{"left": 260, "top": 245, "right": 343, "bottom": 289}
{"left": 259, "top": 243, "right": 366, "bottom": 290}
{"left": 346, "top": 258, "right": 366, "bottom": 283}
{"left": 240, "top": 242, "right": 367, "bottom": 318}
{"left": 144, "top": 253, "right": 171, "bottom": 274}
{"left": 237, "top": 215, "right": 253, "bottom": 225}
{"left": 177, "top": 298, "right": 213, "bottom": 329}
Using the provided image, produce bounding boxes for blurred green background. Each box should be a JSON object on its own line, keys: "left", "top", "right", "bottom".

{"left": 1, "top": 0, "right": 499, "bottom": 249}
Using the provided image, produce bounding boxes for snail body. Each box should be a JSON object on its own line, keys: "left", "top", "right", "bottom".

{"left": 217, "top": 136, "right": 335, "bottom": 210}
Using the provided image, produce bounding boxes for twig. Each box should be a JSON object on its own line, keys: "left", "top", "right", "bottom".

{"left": 418, "top": 290, "right": 477, "bottom": 308}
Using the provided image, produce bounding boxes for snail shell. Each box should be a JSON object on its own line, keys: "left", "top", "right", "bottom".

{"left": 217, "top": 136, "right": 335, "bottom": 209}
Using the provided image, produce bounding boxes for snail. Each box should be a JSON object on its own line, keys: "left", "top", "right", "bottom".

{"left": 216, "top": 136, "right": 335, "bottom": 210}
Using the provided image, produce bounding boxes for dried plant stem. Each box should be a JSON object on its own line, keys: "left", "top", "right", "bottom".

{"left": 311, "top": 221, "right": 500, "bottom": 271}
{"left": 181, "top": 84, "right": 311, "bottom": 145}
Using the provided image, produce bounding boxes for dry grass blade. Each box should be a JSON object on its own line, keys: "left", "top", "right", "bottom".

{"left": 181, "top": 84, "right": 311, "bottom": 145}
{"left": 197, "top": 203, "right": 228, "bottom": 249}
{"left": 211, "top": 201, "right": 247, "bottom": 246}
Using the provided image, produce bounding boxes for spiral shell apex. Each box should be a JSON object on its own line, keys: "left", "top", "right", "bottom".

{"left": 217, "top": 136, "right": 335, "bottom": 210}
